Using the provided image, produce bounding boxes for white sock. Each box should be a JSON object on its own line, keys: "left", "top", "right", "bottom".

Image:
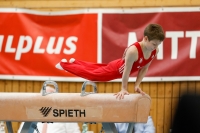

{"left": 61, "top": 59, "right": 67, "bottom": 62}
{"left": 55, "top": 59, "right": 67, "bottom": 70}
{"left": 69, "top": 58, "right": 75, "bottom": 63}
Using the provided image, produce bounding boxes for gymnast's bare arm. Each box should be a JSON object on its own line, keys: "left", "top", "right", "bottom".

{"left": 115, "top": 46, "right": 138, "bottom": 100}
{"left": 134, "top": 48, "right": 159, "bottom": 95}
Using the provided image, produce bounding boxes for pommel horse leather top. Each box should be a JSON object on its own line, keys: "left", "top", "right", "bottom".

{"left": 0, "top": 93, "right": 151, "bottom": 123}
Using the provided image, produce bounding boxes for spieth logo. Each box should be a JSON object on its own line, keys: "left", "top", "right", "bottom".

{"left": 39, "top": 107, "right": 52, "bottom": 117}
{"left": 39, "top": 107, "right": 86, "bottom": 117}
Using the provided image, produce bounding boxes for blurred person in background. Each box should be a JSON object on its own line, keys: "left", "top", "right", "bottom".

{"left": 115, "top": 116, "right": 155, "bottom": 133}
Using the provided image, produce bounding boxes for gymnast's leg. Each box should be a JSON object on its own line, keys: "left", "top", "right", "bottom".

{"left": 55, "top": 58, "right": 120, "bottom": 81}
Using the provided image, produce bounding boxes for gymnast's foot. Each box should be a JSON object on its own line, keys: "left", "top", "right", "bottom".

{"left": 55, "top": 59, "right": 67, "bottom": 70}
{"left": 69, "top": 58, "right": 75, "bottom": 63}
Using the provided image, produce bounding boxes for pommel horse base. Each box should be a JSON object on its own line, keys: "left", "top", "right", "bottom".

{"left": 0, "top": 81, "right": 151, "bottom": 133}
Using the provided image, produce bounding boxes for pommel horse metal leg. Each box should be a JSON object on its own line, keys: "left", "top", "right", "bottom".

{"left": 101, "top": 123, "right": 135, "bottom": 133}
{"left": 20, "top": 122, "right": 38, "bottom": 133}
{"left": 127, "top": 123, "right": 135, "bottom": 133}
{"left": 6, "top": 122, "right": 13, "bottom": 133}
{"left": 102, "top": 123, "right": 118, "bottom": 133}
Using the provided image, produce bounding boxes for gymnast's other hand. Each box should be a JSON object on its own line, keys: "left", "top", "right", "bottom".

{"left": 135, "top": 86, "right": 145, "bottom": 95}
{"left": 114, "top": 89, "right": 129, "bottom": 100}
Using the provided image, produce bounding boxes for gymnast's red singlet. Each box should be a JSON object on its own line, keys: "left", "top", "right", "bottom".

{"left": 60, "top": 42, "right": 156, "bottom": 81}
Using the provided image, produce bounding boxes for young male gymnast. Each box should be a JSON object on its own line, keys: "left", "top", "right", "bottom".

{"left": 56, "top": 23, "right": 165, "bottom": 99}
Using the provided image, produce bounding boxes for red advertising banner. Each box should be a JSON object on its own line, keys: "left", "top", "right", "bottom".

{"left": 0, "top": 9, "right": 97, "bottom": 78}
{"left": 0, "top": 8, "right": 200, "bottom": 81}
{"left": 102, "top": 11, "right": 200, "bottom": 79}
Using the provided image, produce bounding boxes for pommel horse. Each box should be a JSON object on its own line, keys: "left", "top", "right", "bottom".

{"left": 0, "top": 81, "right": 151, "bottom": 133}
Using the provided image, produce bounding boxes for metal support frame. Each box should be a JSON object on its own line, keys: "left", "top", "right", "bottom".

{"left": 102, "top": 122, "right": 135, "bottom": 133}
{"left": 127, "top": 123, "right": 135, "bottom": 133}
{"left": 20, "top": 122, "right": 38, "bottom": 133}
{"left": 6, "top": 122, "right": 13, "bottom": 133}
{"left": 102, "top": 123, "right": 118, "bottom": 133}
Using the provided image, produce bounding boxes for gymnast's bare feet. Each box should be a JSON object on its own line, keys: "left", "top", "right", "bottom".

{"left": 55, "top": 59, "right": 67, "bottom": 70}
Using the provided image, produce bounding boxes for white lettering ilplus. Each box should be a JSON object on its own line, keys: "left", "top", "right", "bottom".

{"left": 33, "top": 36, "right": 45, "bottom": 53}
{"left": 63, "top": 36, "right": 77, "bottom": 54}
{"left": 5, "top": 35, "right": 16, "bottom": 53}
{"left": 15, "top": 36, "right": 32, "bottom": 60}
{"left": 185, "top": 31, "right": 200, "bottom": 59}
{"left": 46, "top": 37, "right": 64, "bottom": 54}
{"left": 127, "top": 32, "right": 138, "bottom": 47}
{"left": 166, "top": 31, "right": 184, "bottom": 59}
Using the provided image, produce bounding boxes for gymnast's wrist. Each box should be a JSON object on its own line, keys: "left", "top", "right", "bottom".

{"left": 121, "top": 88, "right": 127, "bottom": 91}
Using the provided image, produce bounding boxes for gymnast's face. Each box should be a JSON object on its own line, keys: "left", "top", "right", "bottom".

{"left": 144, "top": 36, "right": 162, "bottom": 51}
